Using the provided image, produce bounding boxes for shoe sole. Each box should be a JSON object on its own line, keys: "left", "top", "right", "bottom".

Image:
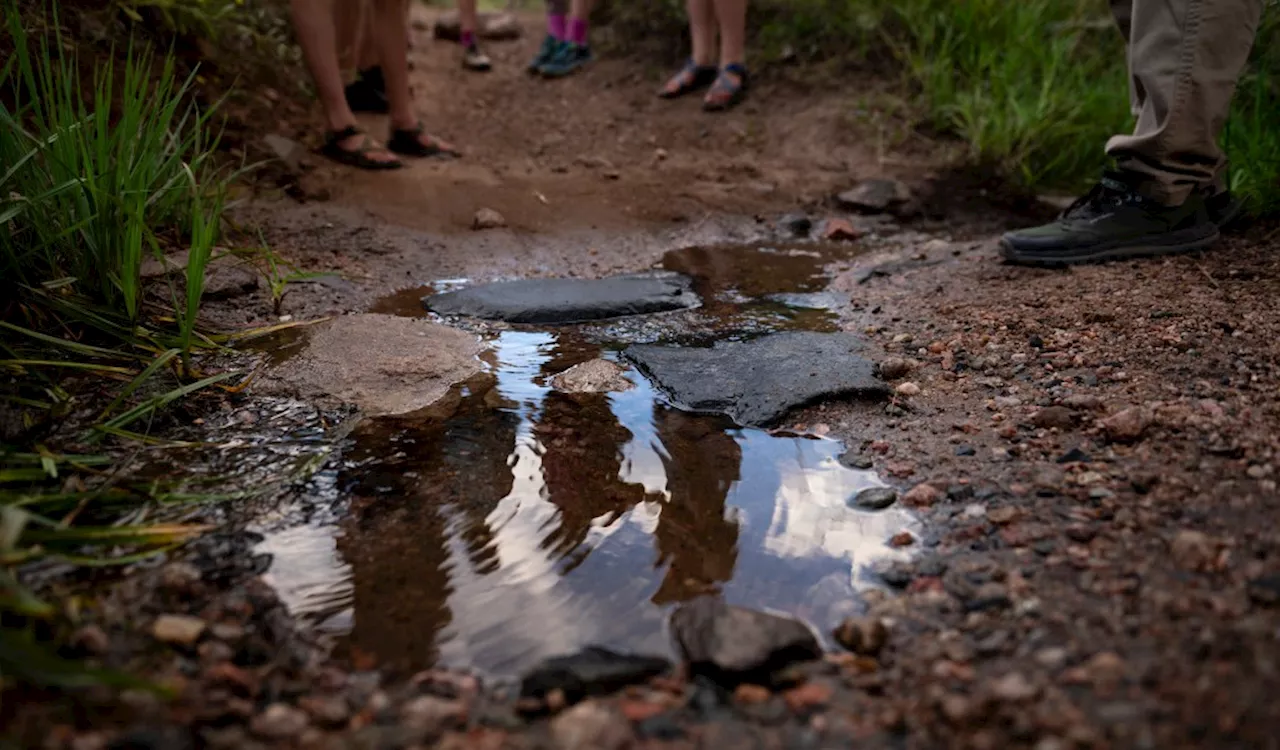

{"left": 998, "top": 228, "right": 1221, "bottom": 267}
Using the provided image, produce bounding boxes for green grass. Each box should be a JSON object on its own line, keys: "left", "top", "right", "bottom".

{"left": 600, "top": 0, "right": 1280, "bottom": 211}
{"left": 0, "top": 5, "right": 247, "bottom": 686}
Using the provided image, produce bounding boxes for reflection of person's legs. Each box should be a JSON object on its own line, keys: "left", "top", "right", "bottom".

{"left": 1001, "top": 0, "right": 1261, "bottom": 266}
{"left": 649, "top": 408, "right": 741, "bottom": 605}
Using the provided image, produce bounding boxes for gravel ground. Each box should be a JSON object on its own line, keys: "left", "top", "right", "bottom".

{"left": 7, "top": 6, "right": 1280, "bottom": 748}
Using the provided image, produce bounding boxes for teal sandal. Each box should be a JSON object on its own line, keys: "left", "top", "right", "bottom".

{"left": 702, "top": 64, "right": 749, "bottom": 112}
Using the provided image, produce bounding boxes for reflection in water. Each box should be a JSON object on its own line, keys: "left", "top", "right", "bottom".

{"left": 259, "top": 331, "right": 915, "bottom": 677}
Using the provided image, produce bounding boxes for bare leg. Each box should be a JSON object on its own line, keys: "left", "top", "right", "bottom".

{"left": 457, "top": 0, "right": 479, "bottom": 39}
{"left": 686, "top": 0, "right": 716, "bottom": 67}
{"left": 334, "top": 0, "right": 364, "bottom": 74}
{"left": 368, "top": 0, "right": 414, "bottom": 129}
{"left": 290, "top": 0, "right": 397, "bottom": 162}
{"left": 370, "top": 0, "right": 460, "bottom": 152}
{"left": 710, "top": 0, "right": 746, "bottom": 67}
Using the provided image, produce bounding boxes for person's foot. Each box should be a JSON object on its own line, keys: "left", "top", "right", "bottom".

{"left": 658, "top": 59, "right": 718, "bottom": 99}
{"left": 387, "top": 122, "right": 461, "bottom": 159}
{"left": 527, "top": 34, "right": 560, "bottom": 74}
{"left": 344, "top": 67, "right": 388, "bottom": 114}
{"left": 999, "top": 171, "right": 1220, "bottom": 267}
{"left": 463, "top": 42, "right": 492, "bottom": 72}
{"left": 538, "top": 41, "right": 592, "bottom": 78}
{"left": 702, "top": 64, "right": 749, "bottom": 112}
{"left": 321, "top": 126, "right": 402, "bottom": 170}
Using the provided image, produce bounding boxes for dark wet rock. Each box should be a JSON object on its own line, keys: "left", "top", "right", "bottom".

{"left": 106, "top": 726, "right": 195, "bottom": 750}
{"left": 550, "top": 700, "right": 632, "bottom": 750}
{"left": 850, "top": 486, "right": 897, "bottom": 510}
{"left": 964, "top": 583, "right": 1012, "bottom": 612}
{"left": 636, "top": 713, "right": 685, "bottom": 740}
{"left": 835, "top": 179, "right": 912, "bottom": 213}
{"left": 1057, "top": 447, "right": 1092, "bottom": 464}
{"left": 1248, "top": 575, "right": 1280, "bottom": 607}
{"left": 425, "top": 272, "right": 698, "bottom": 324}
{"left": 778, "top": 213, "right": 812, "bottom": 236}
{"left": 839, "top": 449, "right": 874, "bottom": 470}
{"left": 670, "top": 598, "right": 823, "bottom": 684}
{"left": 879, "top": 561, "right": 915, "bottom": 589}
{"left": 832, "top": 617, "right": 889, "bottom": 656}
{"left": 519, "top": 646, "right": 671, "bottom": 705}
{"left": 955, "top": 445, "right": 976, "bottom": 456}
{"left": 625, "top": 332, "right": 886, "bottom": 427}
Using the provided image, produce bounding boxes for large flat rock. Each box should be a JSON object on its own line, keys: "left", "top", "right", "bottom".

{"left": 624, "top": 332, "right": 887, "bottom": 427}
{"left": 422, "top": 272, "right": 699, "bottom": 325}
{"left": 260, "top": 313, "right": 484, "bottom": 417}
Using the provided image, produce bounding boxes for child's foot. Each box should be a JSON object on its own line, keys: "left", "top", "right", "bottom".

{"left": 539, "top": 41, "right": 592, "bottom": 78}
{"left": 702, "top": 64, "right": 749, "bottom": 112}
{"left": 527, "top": 34, "right": 560, "bottom": 74}
{"left": 463, "top": 43, "right": 492, "bottom": 72}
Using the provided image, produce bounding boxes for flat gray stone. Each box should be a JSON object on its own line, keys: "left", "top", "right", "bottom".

{"left": 423, "top": 272, "right": 699, "bottom": 325}
{"left": 623, "top": 332, "right": 887, "bottom": 427}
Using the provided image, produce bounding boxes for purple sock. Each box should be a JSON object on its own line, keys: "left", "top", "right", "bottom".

{"left": 547, "top": 14, "right": 566, "bottom": 40}
{"left": 568, "top": 17, "right": 588, "bottom": 45}
{"left": 461, "top": 29, "right": 475, "bottom": 47}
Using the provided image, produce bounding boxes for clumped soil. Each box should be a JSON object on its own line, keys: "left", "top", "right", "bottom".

{"left": 7, "top": 7, "right": 1280, "bottom": 750}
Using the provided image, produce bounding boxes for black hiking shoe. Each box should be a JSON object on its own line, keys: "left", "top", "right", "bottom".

{"left": 345, "top": 66, "right": 388, "bottom": 114}
{"left": 999, "top": 171, "right": 1219, "bottom": 267}
{"left": 1206, "top": 188, "right": 1244, "bottom": 229}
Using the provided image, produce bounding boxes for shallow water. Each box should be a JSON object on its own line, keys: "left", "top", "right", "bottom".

{"left": 255, "top": 241, "right": 914, "bottom": 678}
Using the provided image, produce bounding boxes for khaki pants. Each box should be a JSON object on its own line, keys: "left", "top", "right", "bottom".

{"left": 1106, "top": 0, "right": 1263, "bottom": 204}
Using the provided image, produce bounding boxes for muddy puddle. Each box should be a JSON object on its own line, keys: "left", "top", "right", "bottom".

{"left": 252, "top": 241, "right": 915, "bottom": 678}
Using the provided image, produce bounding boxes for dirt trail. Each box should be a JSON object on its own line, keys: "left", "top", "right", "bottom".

{"left": 12, "top": 7, "right": 1280, "bottom": 750}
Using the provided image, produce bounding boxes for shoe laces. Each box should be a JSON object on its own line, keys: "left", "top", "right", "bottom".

{"left": 1062, "top": 172, "right": 1153, "bottom": 220}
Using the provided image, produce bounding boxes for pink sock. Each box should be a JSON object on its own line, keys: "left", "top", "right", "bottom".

{"left": 461, "top": 30, "right": 475, "bottom": 47}
{"left": 568, "top": 17, "right": 588, "bottom": 45}
{"left": 547, "top": 14, "right": 566, "bottom": 40}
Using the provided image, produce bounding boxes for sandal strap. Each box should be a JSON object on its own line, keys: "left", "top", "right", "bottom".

{"left": 722, "top": 63, "right": 749, "bottom": 79}
{"left": 325, "top": 125, "right": 364, "bottom": 145}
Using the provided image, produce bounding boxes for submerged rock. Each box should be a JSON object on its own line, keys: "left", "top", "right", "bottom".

{"left": 260, "top": 313, "right": 484, "bottom": 417}
{"left": 520, "top": 646, "right": 671, "bottom": 705}
{"left": 850, "top": 486, "right": 898, "bottom": 510}
{"left": 624, "top": 332, "right": 887, "bottom": 427}
{"left": 669, "top": 598, "right": 823, "bottom": 684}
{"left": 424, "top": 272, "right": 699, "bottom": 324}
{"left": 550, "top": 359, "right": 635, "bottom": 394}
